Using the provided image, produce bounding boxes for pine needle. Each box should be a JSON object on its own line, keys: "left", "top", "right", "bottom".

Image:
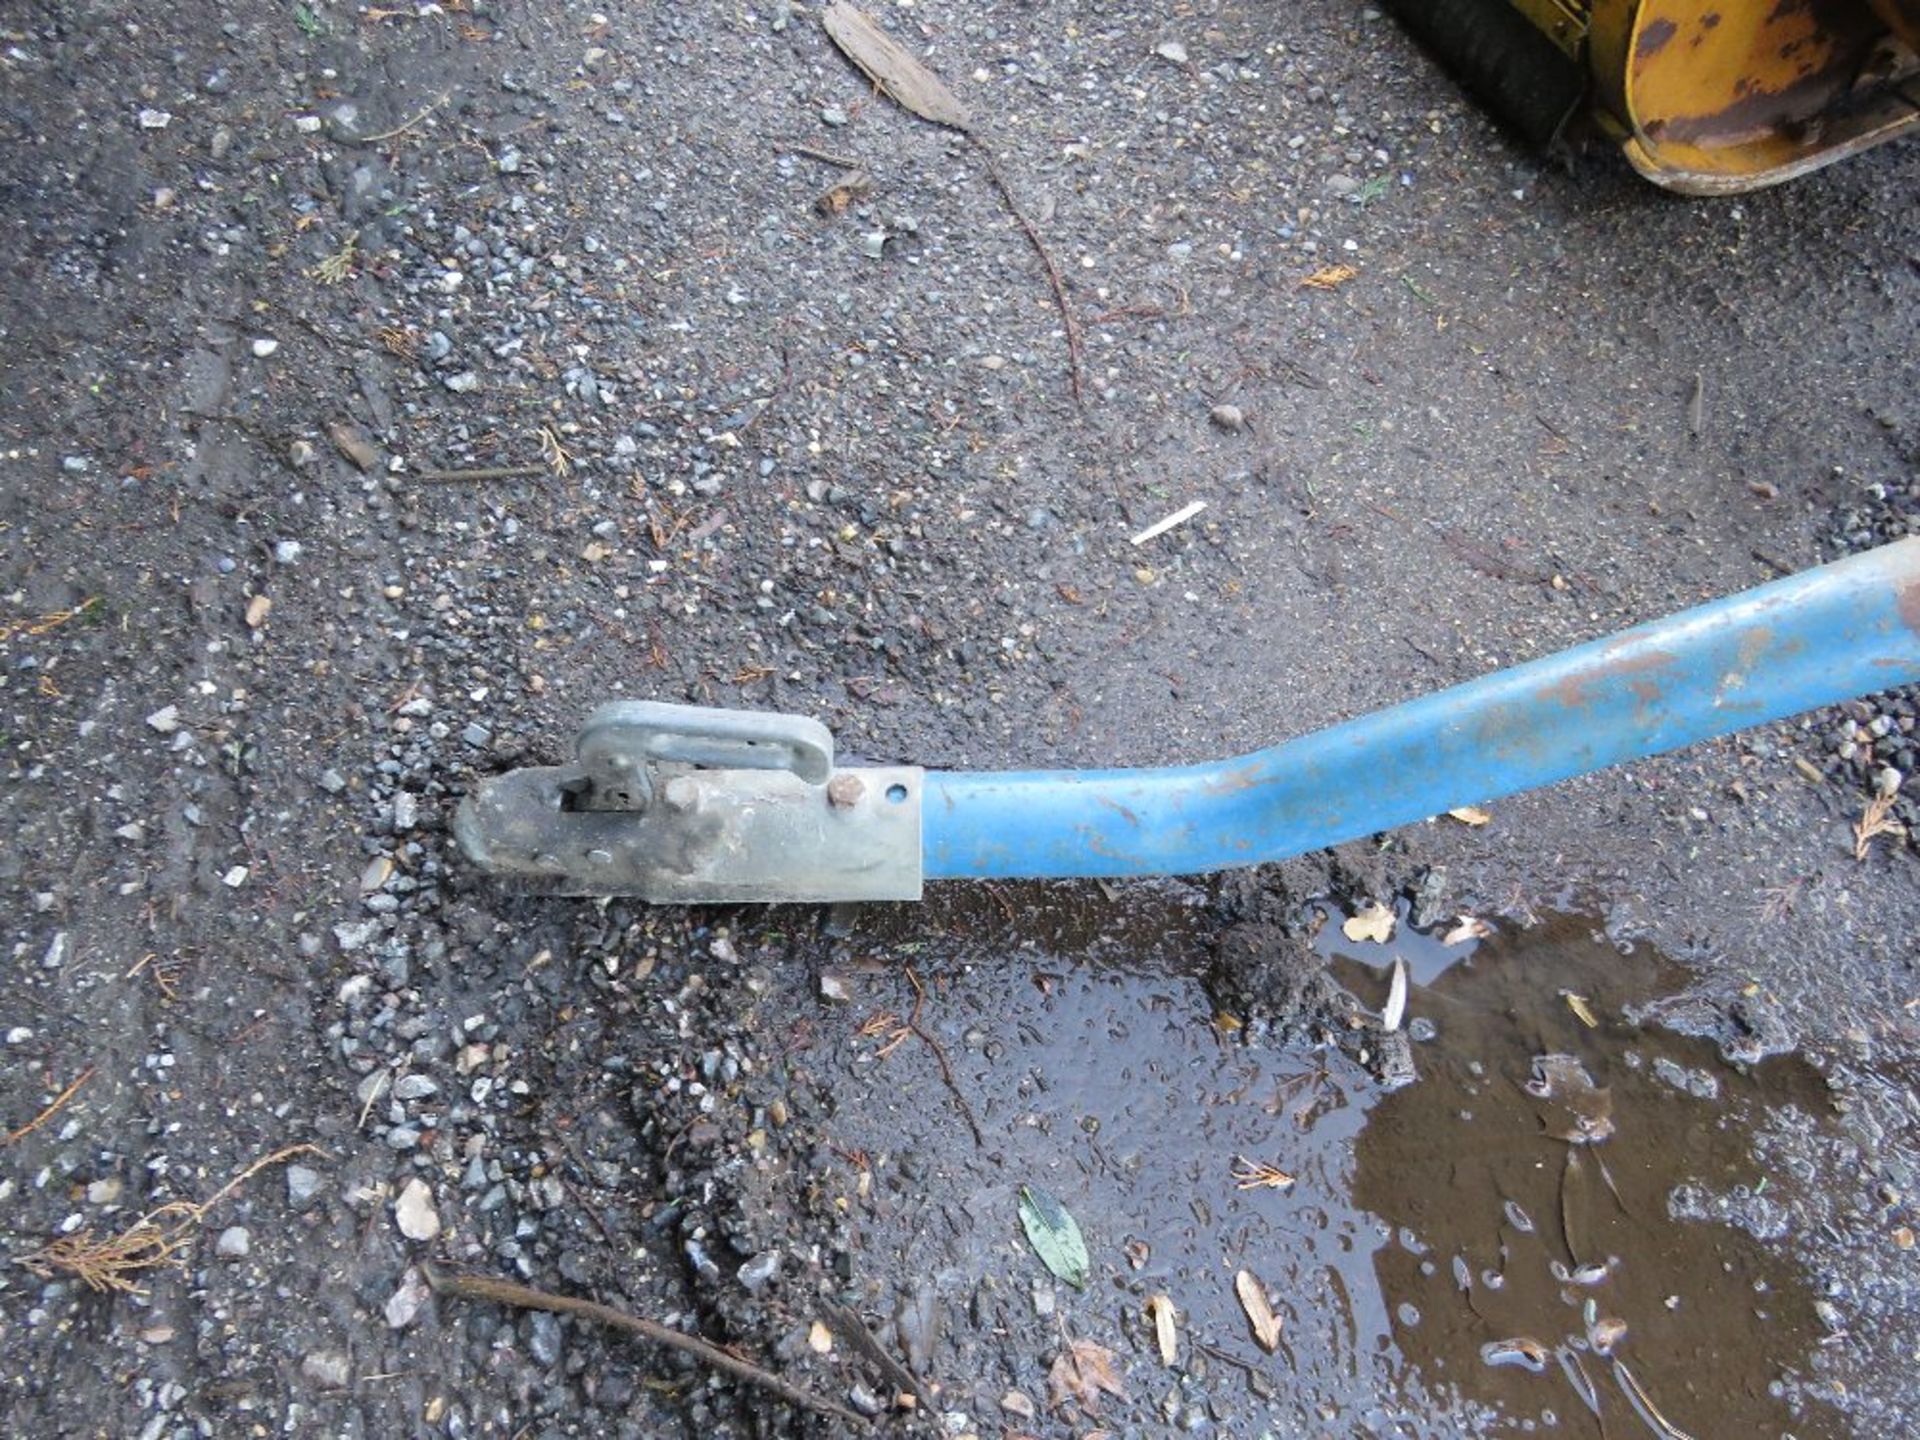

{"left": 1853, "top": 792, "right": 1906, "bottom": 860}
{"left": 18, "top": 1143, "right": 323, "bottom": 1294}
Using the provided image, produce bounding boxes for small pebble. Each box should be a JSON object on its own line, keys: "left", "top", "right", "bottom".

{"left": 301, "top": 1351, "right": 351, "bottom": 1388}
{"left": 392, "top": 1074, "right": 438, "bottom": 1101}
{"left": 738, "top": 1252, "right": 780, "bottom": 1295}
{"left": 526, "top": 1311, "right": 564, "bottom": 1367}
{"left": 286, "top": 1165, "right": 323, "bottom": 1211}
{"left": 395, "top": 1177, "right": 441, "bottom": 1241}
{"left": 385, "top": 1267, "right": 430, "bottom": 1328}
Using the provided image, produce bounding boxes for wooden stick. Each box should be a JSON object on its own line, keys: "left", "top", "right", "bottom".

{"left": 820, "top": 1300, "right": 940, "bottom": 1422}
{"left": 976, "top": 143, "right": 1085, "bottom": 407}
{"left": 5, "top": 1067, "right": 95, "bottom": 1147}
{"left": 359, "top": 94, "right": 449, "bottom": 145}
{"left": 423, "top": 1268, "right": 869, "bottom": 1427}
{"left": 413, "top": 464, "right": 548, "bottom": 484}
{"left": 782, "top": 142, "right": 863, "bottom": 169}
{"left": 903, "top": 968, "right": 983, "bottom": 1147}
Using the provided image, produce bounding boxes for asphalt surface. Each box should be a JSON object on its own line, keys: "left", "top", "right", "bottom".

{"left": 1, "top": 2, "right": 1916, "bottom": 1436}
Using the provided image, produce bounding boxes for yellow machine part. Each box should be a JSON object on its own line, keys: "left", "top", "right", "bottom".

{"left": 1585, "top": 0, "right": 1920, "bottom": 192}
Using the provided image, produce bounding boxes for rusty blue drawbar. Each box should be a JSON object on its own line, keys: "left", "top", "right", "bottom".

{"left": 456, "top": 538, "right": 1920, "bottom": 902}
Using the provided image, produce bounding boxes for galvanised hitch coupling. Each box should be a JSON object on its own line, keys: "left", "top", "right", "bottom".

{"left": 456, "top": 539, "right": 1920, "bottom": 904}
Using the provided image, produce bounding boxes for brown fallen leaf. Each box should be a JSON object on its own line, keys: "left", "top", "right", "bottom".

{"left": 1048, "top": 1338, "right": 1126, "bottom": 1414}
{"left": 821, "top": 3, "right": 971, "bottom": 131}
{"left": 1146, "top": 1294, "right": 1178, "bottom": 1366}
{"left": 1342, "top": 901, "right": 1395, "bottom": 944}
{"left": 1299, "top": 263, "right": 1358, "bottom": 291}
{"left": 819, "top": 4, "right": 1085, "bottom": 408}
{"left": 1442, "top": 915, "right": 1492, "bottom": 946}
{"left": 1234, "top": 1269, "right": 1282, "bottom": 1352}
{"left": 327, "top": 417, "right": 380, "bottom": 472}
{"left": 815, "top": 171, "right": 872, "bottom": 216}
{"left": 1447, "top": 804, "right": 1493, "bottom": 827}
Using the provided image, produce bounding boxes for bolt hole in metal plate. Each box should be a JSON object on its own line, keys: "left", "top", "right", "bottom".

{"left": 886, "top": 783, "right": 909, "bottom": 804}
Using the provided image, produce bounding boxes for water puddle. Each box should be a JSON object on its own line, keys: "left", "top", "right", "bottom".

{"left": 1338, "top": 914, "right": 1836, "bottom": 1438}
{"left": 834, "top": 892, "right": 1844, "bottom": 1436}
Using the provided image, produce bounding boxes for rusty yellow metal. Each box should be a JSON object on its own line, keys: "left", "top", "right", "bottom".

{"left": 1508, "top": 0, "right": 1594, "bottom": 56}
{"left": 1606, "top": 0, "right": 1918, "bottom": 192}
{"left": 1439, "top": 0, "right": 1920, "bottom": 192}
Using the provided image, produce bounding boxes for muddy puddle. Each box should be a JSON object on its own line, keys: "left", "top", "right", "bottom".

{"left": 834, "top": 891, "right": 1849, "bottom": 1436}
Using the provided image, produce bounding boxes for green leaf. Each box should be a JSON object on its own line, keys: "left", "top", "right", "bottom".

{"left": 1018, "top": 1185, "right": 1089, "bottom": 1289}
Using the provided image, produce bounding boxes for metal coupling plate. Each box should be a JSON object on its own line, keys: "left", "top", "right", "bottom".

{"left": 453, "top": 702, "right": 923, "bottom": 902}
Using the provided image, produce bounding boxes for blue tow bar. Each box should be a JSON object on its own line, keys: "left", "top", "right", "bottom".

{"left": 457, "top": 539, "right": 1920, "bottom": 902}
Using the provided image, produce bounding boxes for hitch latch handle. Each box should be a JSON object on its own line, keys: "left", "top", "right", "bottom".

{"left": 453, "top": 701, "right": 923, "bottom": 903}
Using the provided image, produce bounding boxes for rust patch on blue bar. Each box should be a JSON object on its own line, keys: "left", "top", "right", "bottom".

{"left": 1901, "top": 578, "right": 1920, "bottom": 636}
{"left": 1537, "top": 649, "right": 1679, "bottom": 711}
{"left": 920, "top": 541, "right": 1920, "bottom": 883}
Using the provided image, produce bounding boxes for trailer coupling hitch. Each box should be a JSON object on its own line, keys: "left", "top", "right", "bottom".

{"left": 457, "top": 538, "right": 1920, "bottom": 904}
{"left": 452, "top": 701, "right": 925, "bottom": 902}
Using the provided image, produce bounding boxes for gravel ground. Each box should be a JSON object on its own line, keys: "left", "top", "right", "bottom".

{"left": 1, "top": 2, "right": 1916, "bottom": 1437}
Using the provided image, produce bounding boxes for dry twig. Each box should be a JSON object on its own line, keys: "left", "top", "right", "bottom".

{"left": 817, "top": 3, "right": 1083, "bottom": 404}
{"left": 855, "top": 970, "right": 981, "bottom": 1142}
{"left": 425, "top": 1268, "right": 869, "bottom": 1426}
{"left": 781, "top": 141, "right": 862, "bottom": 169}
{"left": 413, "top": 464, "right": 548, "bottom": 484}
{"left": 5, "top": 1067, "right": 96, "bottom": 1147}
{"left": 358, "top": 94, "right": 450, "bottom": 145}
{"left": 902, "top": 968, "right": 983, "bottom": 1146}
{"left": 0, "top": 597, "right": 101, "bottom": 646}
{"left": 820, "top": 1299, "right": 941, "bottom": 1421}
{"left": 977, "top": 149, "right": 1085, "bottom": 406}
